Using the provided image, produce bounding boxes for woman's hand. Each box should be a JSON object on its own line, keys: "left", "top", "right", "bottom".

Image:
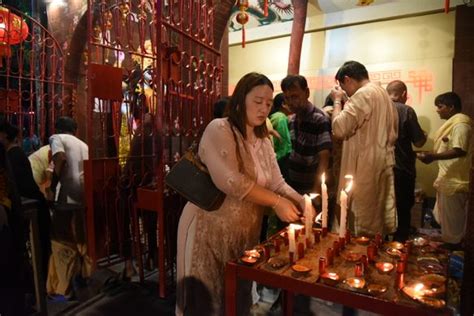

{"left": 274, "top": 197, "right": 301, "bottom": 223}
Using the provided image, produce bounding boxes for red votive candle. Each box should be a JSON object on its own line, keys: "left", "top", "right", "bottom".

{"left": 274, "top": 239, "right": 281, "bottom": 253}
{"left": 319, "top": 257, "right": 327, "bottom": 274}
{"left": 327, "top": 248, "right": 334, "bottom": 266}
{"left": 354, "top": 262, "right": 364, "bottom": 277}
{"left": 360, "top": 255, "right": 368, "bottom": 269}
{"left": 264, "top": 244, "right": 271, "bottom": 260}
{"left": 289, "top": 251, "right": 295, "bottom": 264}
{"left": 333, "top": 240, "right": 340, "bottom": 256}
{"left": 396, "top": 260, "right": 406, "bottom": 273}
{"left": 367, "top": 244, "right": 376, "bottom": 263}
{"left": 322, "top": 227, "right": 328, "bottom": 237}
{"left": 297, "top": 242, "right": 305, "bottom": 260}
{"left": 400, "top": 252, "right": 408, "bottom": 263}
{"left": 404, "top": 240, "right": 412, "bottom": 255}
{"left": 345, "top": 229, "right": 351, "bottom": 244}
{"left": 375, "top": 232, "right": 382, "bottom": 248}
{"left": 313, "top": 230, "right": 321, "bottom": 243}
{"left": 339, "top": 237, "right": 346, "bottom": 249}
{"left": 395, "top": 272, "right": 405, "bottom": 290}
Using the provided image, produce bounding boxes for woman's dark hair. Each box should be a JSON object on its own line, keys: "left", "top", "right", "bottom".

{"left": 213, "top": 97, "right": 230, "bottom": 119}
{"left": 270, "top": 93, "right": 285, "bottom": 115}
{"left": 55, "top": 116, "right": 77, "bottom": 134}
{"left": 434, "top": 92, "right": 462, "bottom": 112}
{"left": 335, "top": 61, "right": 369, "bottom": 83}
{"left": 227, "top": 72, "right": 273, "bottom": 139}
{"left": 0, "top": 120, "right": 19, "bottom": 142}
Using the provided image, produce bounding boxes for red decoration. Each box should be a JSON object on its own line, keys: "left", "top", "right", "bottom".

{"left": 444, "top": 0, "right": 450, "bottom": 14}
{"left": 236, "top": 0, "right": 249, "bottom": 48}
{"left": 0, "top": 7, "right": 29, "bottom": 67}
{"left": 264, "top": 0, "right": 268, "bottom": 17}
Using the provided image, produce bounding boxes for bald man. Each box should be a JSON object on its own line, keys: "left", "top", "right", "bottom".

{"left": 387, "top": 80, "right": 426, "bottom": 242}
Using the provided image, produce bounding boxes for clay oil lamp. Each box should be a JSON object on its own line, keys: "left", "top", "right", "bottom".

{"left": 375, "top": 262, "right": 394, "bottom": 274}
{"left": 320, "top": 272, "right": 340, "bottom": 286}
{"left": 292, "top": 264, "right": 311, "bottom": 276}
{"left": 355, "top": 236, "right": 370, "bottom": 245}
{"left": 367, "top": 284, "right": 387, "bottom": 296}
{"left": 342, "top": 251, "right": 362, "bottom": 263}
{"left": 344, "top": 277, "right": 366, "bottom": 290}
{"left": 387, "top": 241, "right": 404, "bottom": 251}
{"left": 240, "top": 249, "right": 261, "bottom": 265}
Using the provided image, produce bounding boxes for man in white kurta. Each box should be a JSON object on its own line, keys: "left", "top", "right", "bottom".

{"left": 417, "top": 92, "right": 471, "bottom": 245}
{"left": 330, "top": 61, "right": 398, "bottom": 237}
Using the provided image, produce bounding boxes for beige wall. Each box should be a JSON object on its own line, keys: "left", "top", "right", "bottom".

{"left": 229, "top": 12, "right": 456, "bottom": 196}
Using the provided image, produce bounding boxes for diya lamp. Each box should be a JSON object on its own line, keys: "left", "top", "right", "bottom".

{"left": 355, "top": 236, "right": 370, "bottom": 245}
{"left": 297, "top": 242, "right": 305, "bottom": 260}
{"left": 333, "top": 240, "right": 340, "bottom": 256}
{"left": 360, "top": 255, "right": 368, "bottom": 269}
{"left": 345, "top": 277, "right": 366, "bottom": 290}
{"left": 240, "top": 255, "right": 258, "bottom": 265}
{"left": 345, "top": 229, "right": 351, "bottom": 244}
{"left": 326, "top": 247, "right": 334, "bottom": 266}
{"left": 320, "top": 272, "right": 340, "bottom": 285}
{"left": 375, "top": 262, "right": 394, "bottom": 274}
{"left": 396, "top": 259, "right": 406, "bottom": 273}
{"left": 319, "top": 257, "right": 327, "bottom": 274}
{"left": 240, "top": 250, "right": 260, "bottom": 265}
{"left": 354, "top": 262, "right": 364, "bottom": 277}
{"left": 367, "top": 284, "right": 387, "bottom": 296}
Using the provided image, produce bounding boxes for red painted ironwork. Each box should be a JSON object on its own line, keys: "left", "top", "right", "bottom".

{"left": 85, "top": 0, "right": 221, "bottom": 297}
{"left": 0, "top": 5, "right": 74, "bottom": 148}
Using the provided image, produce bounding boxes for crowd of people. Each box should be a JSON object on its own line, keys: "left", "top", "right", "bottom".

{"left": 0, "top": 116, "right": 89, "bottom": 315}
{"left": 176, "top": 60, "right": 472, "bottom": 315}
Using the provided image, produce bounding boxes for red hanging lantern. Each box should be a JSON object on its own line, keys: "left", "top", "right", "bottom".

{"left": 236, "top": 0, "right": 249, "bottom": 48}
{"left": 0, "top": 7, "right": 29, "bottom": 67}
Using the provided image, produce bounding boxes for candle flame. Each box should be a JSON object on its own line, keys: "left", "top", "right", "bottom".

{"left": 289, "top": 223, "right": 304, "bottom": 230}
{"left": 344, "top": 175, "right": 353, "bottom": 193}
{"left": 309, "top": 193, "right": 319, "bottom": 199}
{"left": 414, "top": 283, "right": 424, "bottom": 291}
{"left": 321, "top": 173, "right": 326, "bottom": 184}
{"left": 315, "top": 212, "right": 322, "bottom": 224}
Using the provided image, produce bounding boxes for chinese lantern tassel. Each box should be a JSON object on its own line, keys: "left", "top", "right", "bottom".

{"left": 242, "top": 25, "right": 246, "bottom": 48}
{"left": 445, "top": 0, "right": 449, "bottom": 13}
{"left": 264, "top": 0, "right": 268, "bottom": 17}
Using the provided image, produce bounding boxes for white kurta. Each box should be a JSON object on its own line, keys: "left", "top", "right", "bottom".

{"left": 332, "top": 82, "right": 398, "bottom": 236}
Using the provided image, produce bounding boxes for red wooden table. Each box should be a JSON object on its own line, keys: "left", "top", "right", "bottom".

{"left": 225, "top": 231, "right": 452, "bottom": 316}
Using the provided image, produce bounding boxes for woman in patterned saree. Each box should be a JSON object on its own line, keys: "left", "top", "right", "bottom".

{"left": 176, "top": 72, "right": 308, "bottom": 315}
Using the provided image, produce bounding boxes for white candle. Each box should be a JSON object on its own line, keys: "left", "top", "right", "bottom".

{"left": 288, "top": 224, "right": 296, "bottom": 253}
{"left": 321, "top": 173, "right": 328, "bottom": 229}
{"left": 339, "top": 175, "right": 353, "bottom": 238}
{"left": 339, "top": 189, "right": 347, "bottom": 238}
{"left": 304, "top": 194, "right": 313, "bottom": 244}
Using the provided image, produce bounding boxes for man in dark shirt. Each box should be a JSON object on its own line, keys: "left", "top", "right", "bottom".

{"left": 281, "top": 75, "right": 332, "bottom": 194}
{"left": 386, "top": 80, "right": 427, "bottom": 242}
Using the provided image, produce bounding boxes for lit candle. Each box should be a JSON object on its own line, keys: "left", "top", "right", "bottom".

{"left": 304, "top": 194, "right": 314, "bottom": 245}
{"left": 413, "top": 283, "right": 425, "bottom": 298}
{"left": 339, "top": 175, "right": 353, "bottom": 238}
{"left": 288, "top": 224, "right": 296, "bottom": 253}
{"left": 321, "top": 173, "right": 328, "bottom": 229}
{"left": 375, "top": 262, "right": 394, "bottom": 274}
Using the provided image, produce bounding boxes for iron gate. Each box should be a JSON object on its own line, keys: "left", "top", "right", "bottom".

{"left": 84, "top": 0, "right": 221, "bottom": 297}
